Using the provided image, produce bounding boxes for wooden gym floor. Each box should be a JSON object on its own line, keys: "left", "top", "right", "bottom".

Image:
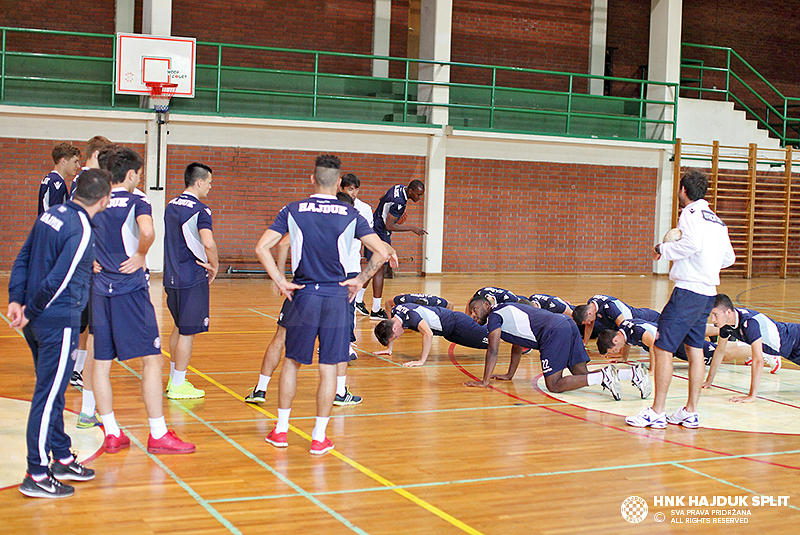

{"left": 1, "top": 272, "right": 800, "bottom": 534}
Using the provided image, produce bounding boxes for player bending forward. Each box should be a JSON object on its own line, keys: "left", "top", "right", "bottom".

{"left": 464, "top": 296, "right": 651, "bottom": 399}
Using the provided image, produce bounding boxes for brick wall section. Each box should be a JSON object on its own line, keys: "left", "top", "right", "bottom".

{"left": 0, "top": 140, "right": 658, "bottom": 274}
{"left": 443, "top": 158, "right": 657, "bottom": 272}
{"left": 0, "top": 138, "right": 144, "bottom": 272}
{"left": 163, "top": 147, "right": 426, "bottom": 273}
{"left": 608, "top": 0, "right": 800, "bottom": 100}
{"left": 450, "top": 1, "right": 592, "bottom": 90}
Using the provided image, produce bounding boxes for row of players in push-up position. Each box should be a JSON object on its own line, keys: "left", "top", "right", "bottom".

{"left": 367, "top": 288, "right": 791, "bottom": 407}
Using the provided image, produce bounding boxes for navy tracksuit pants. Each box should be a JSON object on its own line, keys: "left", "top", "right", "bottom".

{"left": 22, "top": 322, "right": 77, "bottom": 476}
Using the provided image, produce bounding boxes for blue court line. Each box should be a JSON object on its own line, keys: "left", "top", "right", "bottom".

{"left": 125, "top": 432, "right": 245, "bottom": 535}
{"left": 116, "top": 359, "right": 372, "bottom": 535}
{"left": 674, "top": 462, "right": 800, "bottom": 512}
{"left": 119, "top": 402, "right": 554, "bottom": 429}
{"left": 0, "top": 313, "right": 23, "bottom": 337}
{"left": 2, "top": 328, "right": 243, "bottom": 535}
{"left": 203, "top": 448, "right": 800, "bottom": 505}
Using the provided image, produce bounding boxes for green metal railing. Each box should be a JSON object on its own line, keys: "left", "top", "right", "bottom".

{"left": 0, "top": 26, "right": 679, "bottom": 143}
{"left": 681, "top": 43, "right": 800, "bottom": 147}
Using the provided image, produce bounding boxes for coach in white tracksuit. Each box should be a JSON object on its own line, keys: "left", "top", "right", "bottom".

{"left": 627, "top": 169, "right": 735, "bottom": 429}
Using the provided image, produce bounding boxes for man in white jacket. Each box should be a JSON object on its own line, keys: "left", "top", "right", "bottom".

{"left": 627, "top": 169, "right": 735, "bottom": 429}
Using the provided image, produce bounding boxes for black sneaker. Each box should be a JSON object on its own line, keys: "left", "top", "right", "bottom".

{"left": 355, "top": 302, "right": 370, "bottom": 316}
{"left": 19, "top": 472, "right": 74, "bottom": 498}
{"left": 369, "top": 309, "right": 388, "bottom": 320}
{"left": 51, "top": 456, "right": 95, "bottom": 482}
{"left": 244, "top": 388, "right": 266, "bottom": 404}
{"left": 69, "top": 371, "right": 83, "bottom": 388}
{"left": 333, "top": 386, "right": 363, "bottom": 406}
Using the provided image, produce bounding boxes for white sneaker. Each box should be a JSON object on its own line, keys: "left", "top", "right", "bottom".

{"left": 631, "top": 363, "right": 652, "bottom": 399}
{"left": 745, "top": 354, "right": 781, "bottom": 374}
{"left": 600, "top": 365, "right": 621, "bottom": 401}
{"left": 764, "top": 354, "right": 781, "bottom": 374}
{"left": 625, "top": 407, "right": 667, "bottom": 428}
{"left": 666, "top": 406, "right": 699, "bottom": 428}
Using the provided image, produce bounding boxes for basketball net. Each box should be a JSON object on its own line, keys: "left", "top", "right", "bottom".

{"left": 145, "top": 82, "right": 179, "bottom": 113}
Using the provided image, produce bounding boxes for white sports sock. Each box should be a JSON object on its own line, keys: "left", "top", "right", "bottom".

{"left": 336, "top": 375, "right": 347, "bottom": 397}
{"left": 372, "top": 297, "right": 382, "bottom": 312}
{"left": 101, "top": 412, "right": 120, "bottom": 437}
{"left": 256, "top": 374, "right": 271, "bottom": 392}
{"left": 171, "top": 369, "right": 186, "bottom": 388}
{"left": 312, "top": 416, "right": 330, "bottom": 442}
{"left": 59, "top": 455, "right": 74, "bottom": 465}
{"left": 149, "top": 416, "right": 168, "bottom": 440}
{"left": 356, "top": 288, "right": 366, "bottom": 303}
{"left": 73, "top": 349, "right": 87, "bottom": 373}
{"left": 80, "top": 389, "right": 96, "bottom": 416}
{"left": 618, "top": 369, "right": 633, "bottom": 382}
{"left": 169, "top": 361, "right": 175, "bottom": 378}
{"left": 276, "top": 408, "right": 291, "bottom": 433}
{"left": 32, "top": 473, "right": 48, "bottom": 482}
{"left": 586, "top": 371, "right": 603, "bottom": 386}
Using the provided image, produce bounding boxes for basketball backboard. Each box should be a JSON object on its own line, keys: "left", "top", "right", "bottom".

{"left": 115, "top": 33, "right": 196, "bottom": 97}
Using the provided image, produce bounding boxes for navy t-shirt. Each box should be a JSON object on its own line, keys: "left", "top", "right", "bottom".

{"left": 373, "top": 185, "right": 408, "bottom": 237}
{"left": 92, "top": 187, "right": 152, "bottom": 296}
{"left": 164, "top": 192, "right": 213, "bottom": 289}
{"left": 269, "top": 194, "right": 375, "bottom": 285}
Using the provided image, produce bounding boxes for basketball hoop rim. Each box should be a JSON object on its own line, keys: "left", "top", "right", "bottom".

{"left": 145, "top": 81, "right": 179, "bottom": 97}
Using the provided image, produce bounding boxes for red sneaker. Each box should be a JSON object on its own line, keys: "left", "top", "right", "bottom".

{"left": 104, "top": 431, "right": 130, "bottom": 453}
{"left": 265, "top": 428, "right": 288, "bottom": 448}
{"left": 310, "top": 437, "right": 334, "bottom": 455}
{"left": 147, "top": 430, "right": 195, "bottom": 454}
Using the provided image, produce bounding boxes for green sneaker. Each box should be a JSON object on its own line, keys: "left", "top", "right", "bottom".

{"left": 166, "top": 379, "right": 205, "bottom": 400}
{"left": 76, "top": 412, "right": 103, "bottom": 429}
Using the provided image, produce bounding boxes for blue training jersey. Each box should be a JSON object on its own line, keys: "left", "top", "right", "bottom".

{"left": 392, "top": 303, "right": 488, "bottom": 348}
{"left": 720, "top": 308, "right": 800, "bottom": 358}
{"left": 588, "top": 294, "right": 660, "bottom": 329}
{"left": 372, "top": 184, "right": 408, "bottom": 236}
{"left": 9, "top": 201, "right": 94, "bottom": 327}
{"left": 474, "top": 287, "right": 524, "bottom": 306}
{"left": 392, "top": 303, "right": 455, "bottom": 336}
{"left": 529, "top": 293, "right": 572, "bottom": 314}
{"left": 38, "top": 171, "right": 68, "bottom": 215}
{"left": 618, "top": 319, "right": 658, "bottom": 350}
{"left": 92, "top": 187, "right": 152, "bottom": 296}
{"left": 393, "top": 293, "right": 449, "bottom": 308}
{"left": 487, "top": 303, "right": 566, "bottom": 349}
{"left": 164, "top": 192, "right": 213, "bottom": 289}
{"left": 268, "top": 194, "right": 374, "bottom": 285}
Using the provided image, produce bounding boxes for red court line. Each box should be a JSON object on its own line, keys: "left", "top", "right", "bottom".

{"left": 447, "top": 344, "right": 800, "bottom": 472}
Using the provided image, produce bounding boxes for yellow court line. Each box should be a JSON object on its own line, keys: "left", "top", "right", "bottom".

{"left": 185, "top": 363, "right": 485, "bottom": 535}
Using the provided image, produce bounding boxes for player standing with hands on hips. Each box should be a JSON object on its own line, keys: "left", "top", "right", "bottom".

{"left": 255, "top": 154, "right": 397, "bottom": 455}
{"left": 626, "top": 169, "right": 735, "bottom": 429}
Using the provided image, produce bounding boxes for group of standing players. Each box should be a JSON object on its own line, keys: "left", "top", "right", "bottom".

{"left": 11, "top": 145, "right": 800, "bottom": 499}
{"left": 11, "top": 138, "right": 217, "bottom": 497}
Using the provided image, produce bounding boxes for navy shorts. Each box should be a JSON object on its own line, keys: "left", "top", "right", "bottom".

{"left": 347, "top": 271, "right": 358, "bottom": 343}
{"left": 276, "top": 298, "right": 292, "bottom": 328}
{"left": 538, "top": 318, "right": 590, "bottom": 377}
{"left": 281, "top": 284, "right": 351, "bottom": 366}
{"left": 656, "top": 287, "right": 715, "bottom": 352}
{"left": 166, "top": 282, "right": 210, "bottom": 336}
{"left": 443, "top": 313, "right": 489, "bottom": 349}
{"left": 79, "top": 297, "right": 92, "bottom": 334}
{"left": 364, "top": 230, "right": 390, "bottom": 263}
{"left": 92, "top": 289, "right": 162, "bottom": 361}
{"left": 675, "top": 340, "right": 715, "bottom": 365}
